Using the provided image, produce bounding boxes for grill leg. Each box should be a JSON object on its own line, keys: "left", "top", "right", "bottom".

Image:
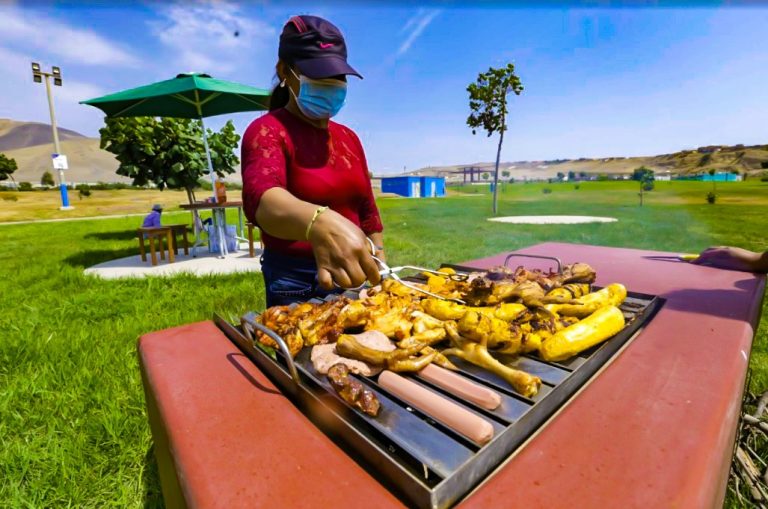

{"left": 182, "top": 229, "right": 189, "bottom": 255}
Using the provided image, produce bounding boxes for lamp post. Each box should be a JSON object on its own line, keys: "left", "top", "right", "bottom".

{"left": 31, "top": 62, "right": 72, "bottom": 210}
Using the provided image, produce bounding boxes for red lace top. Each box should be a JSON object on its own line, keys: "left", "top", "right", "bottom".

{"left": 241, "top": 108, "right": 383, "bottom": 258}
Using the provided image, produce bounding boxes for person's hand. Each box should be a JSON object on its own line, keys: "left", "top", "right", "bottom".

{"left": 691, "top": 246, "right": 762, "bottom": 272}
{"left": 308, "top": 209, "right": 381, "bottom": 289}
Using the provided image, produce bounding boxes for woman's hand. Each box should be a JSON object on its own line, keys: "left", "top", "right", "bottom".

{"left": 691, "top": 246, "right": 765, "bottom": 272}
{"left": 308, "top": 209, "right": 381, "bottom": 289}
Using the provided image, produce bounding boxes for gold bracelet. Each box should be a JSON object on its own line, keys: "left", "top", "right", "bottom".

{"left": 305, "top": 206, "right": 329, "bottom": 240}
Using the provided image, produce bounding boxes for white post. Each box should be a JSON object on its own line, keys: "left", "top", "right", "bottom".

{"left": 44, "top": 74, "right": 72, "bottom": 210}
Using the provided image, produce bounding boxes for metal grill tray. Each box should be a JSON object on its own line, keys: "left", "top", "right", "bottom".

{"left": 215, "top": 273, "right": 663, "bottom": 509}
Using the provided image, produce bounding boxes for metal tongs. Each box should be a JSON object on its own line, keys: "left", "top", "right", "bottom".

{"left": 338, "top": 238, "right": 468, "bottom": 304}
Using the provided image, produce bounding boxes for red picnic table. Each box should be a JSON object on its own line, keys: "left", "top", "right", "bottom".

{"left": 138, "top": 242, "right": 766, "bottom": 509}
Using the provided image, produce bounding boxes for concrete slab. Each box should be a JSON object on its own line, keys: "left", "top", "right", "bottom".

{"left": 84, "top": 242, "right": 263, "bottom": 279}
{"left": 488, "top": 215, "right": 617, "bottom": 225}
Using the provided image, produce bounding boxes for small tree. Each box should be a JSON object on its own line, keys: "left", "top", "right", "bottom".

{"left": 41, "top": 170, "right": 55, "bottom": 188}
{"left": 708, "top": 168, "right": 717, "bottom": 194}
{"left": 501, "top": 170, "right": 510, "bottom": 178}
{"left": 568, "top": 170, "right": 576, "bottom": 181}
{"left": 76, "top": 183, "right": 91, "bottom": 199}
{"left": 481, "top": 172, "right": 490, "bottom": 180}
{"left": 0, "top": 153, "right": 18, "bottom": 186}
{"left": 100, "top": 117, "right": 240, "bottom": 204}
{"left": 467, "top": 63, "right": 524, "bottom": 215}
{"left": 633, "top": 166, "right": 655, "bottom": 206}
{"left": 556, "top": 172, "right": 565, "bottom": 182}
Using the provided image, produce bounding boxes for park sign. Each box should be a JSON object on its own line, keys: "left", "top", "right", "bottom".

{"left": 52, "top": 153, "right": 68, "bottom": 170}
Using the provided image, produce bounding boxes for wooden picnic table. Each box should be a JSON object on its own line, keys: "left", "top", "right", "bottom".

{"left": 138, "top": 242, "right": 766, "bottom": 508}
{"left": 180, "top": 201, "right": 246, "bottom": 257}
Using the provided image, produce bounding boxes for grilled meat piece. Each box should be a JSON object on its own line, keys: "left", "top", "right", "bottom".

{"left": 327, "top": 364, "right": 381, "bottom": 416}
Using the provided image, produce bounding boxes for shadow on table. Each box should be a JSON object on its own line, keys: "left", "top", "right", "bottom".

{"left": 84, "top": 229, "right": 139, "bottom": 241}
{"left": 63, "top": 247, "right": 138, "bottom": 268}
{"left": 227, "top": 352, "right": 282, "bottom": 395}
{"left": 142, "top": 444, "right": 164, "bottom": 509}
{"left": 660, "top": 277, "right": 764, "bottom": 320}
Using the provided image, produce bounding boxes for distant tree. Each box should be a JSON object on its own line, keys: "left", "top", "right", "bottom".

{"left": 579, "top": 171, "right": 588, "bottom": 179}
{"left": 501, "top": 170, "right": 510, "bottom": 178}
{"left": 556, "top": 172, "right": 565, "bottom": 182}
{"left": 634, "top": 166, "right": 655, "bottom": 206}
{"left": 632, "top": 166, "right": 655, "bottom": 182}
{"left": 481, "top": 172, "right": 490, "bottom": 180}
{"left": 41, "top": 170, "right": 55, "bottom": 187}
{"left": 568, "top": 170, "right": 576, "bottom": 181}
{"left": 99, "top": 117, "right": 240, "bottom": 204}
{"left": 76, "top": 183, "right": 91, "bottom": 199}
{"left": 18, "top": 182, "right": 33, "bottom": 191}
{"left": 708, "top": 168, "right": 718, "bottom": 194}
{"left": 467, "top": 63, "right": 524, "bottom": 215}
{"left": 0, "top": 153, "right": 18, "bottom": 186}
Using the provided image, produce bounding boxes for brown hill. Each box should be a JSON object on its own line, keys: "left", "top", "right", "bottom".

{"left": 0, "top": 119, "right": 243, "bottom": 185}
{"left": 406, "top": 144, "right": 768, "bottom": 182}
{"left": 3, "top": 138, "right": 128, "bottom": 185}
{"left": 0, "top": 118, "right": 85, "bottom": 152}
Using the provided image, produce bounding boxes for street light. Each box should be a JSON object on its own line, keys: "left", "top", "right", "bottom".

{"left": 31, "top": 62, "right": 72, "bottom": 210}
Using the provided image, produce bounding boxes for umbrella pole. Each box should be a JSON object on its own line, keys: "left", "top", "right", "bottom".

{"left": 199, "top": 116, "right": 226, "bottom": 257}
{"left": 199, "top": 116, "right": 217, "bottom": 203}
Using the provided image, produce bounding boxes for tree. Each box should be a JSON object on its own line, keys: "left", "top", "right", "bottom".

{"left": 633, "top": 166, "right": 655, "bottom": 206}
{"left": 0, "top": 153, "right": 18, "bottom": 186}
{"left": 41, "top": 171, "right": 55, "bottom": 187}
{"left": 481, "top": 172, "right": 490, "bottom": 180}
{"left": 467, "top": 63, "right": 524, "bottom": 215}
{"left": 556, "top": 172, "right": 565, "bottom": 182}
{"left": 99, "top": 117, "right": 240, "bottom": 204}
{"left": 501, "top": 170, "right": 510, "bottom": 178}
{"left": 568, "top": 170, "right": 576, "bottom": 181}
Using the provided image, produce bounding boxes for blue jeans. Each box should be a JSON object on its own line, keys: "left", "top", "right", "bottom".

{"left": 260, "top": 249, "right": 342, "bottom": 307}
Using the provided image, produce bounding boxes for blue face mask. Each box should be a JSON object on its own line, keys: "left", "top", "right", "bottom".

{"left": 290, "top": 69, "right": 347, "bottom": 119}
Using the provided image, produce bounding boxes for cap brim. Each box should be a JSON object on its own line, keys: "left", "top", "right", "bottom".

{"left": 295, "top": 56, "right": 363, "bottom": 79}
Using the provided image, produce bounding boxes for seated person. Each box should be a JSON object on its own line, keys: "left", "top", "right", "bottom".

{"left": 142, "top": 204, "right": 163, "bottom": 228}
{"left": 693, "top": 246, "right": 768, "bottom": 273}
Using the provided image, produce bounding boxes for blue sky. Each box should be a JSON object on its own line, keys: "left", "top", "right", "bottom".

{"left": 1, "top": 2, "right": 767, "bottom": 174}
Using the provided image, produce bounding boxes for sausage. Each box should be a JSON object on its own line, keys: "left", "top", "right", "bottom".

{"left": 419, "top": 364, "right": 502, "bottom": 410}
{"left": 378, "top": 370, "right": 494, "bottom": 445}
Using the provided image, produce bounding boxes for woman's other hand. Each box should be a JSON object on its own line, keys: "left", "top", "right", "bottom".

{"left": 308, "top": 209, "right": 381, "bottom": 289}
{"left": 691, "top": 246, "right": 766, "bottom": 272}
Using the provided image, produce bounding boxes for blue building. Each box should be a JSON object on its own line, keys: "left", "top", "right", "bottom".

{"left": 419, "top": 177, "right": 446, "bottom": 197}
{"left": 675, "top": 172, "right": 742, "bottom": 182}
{"left": 381, "top": 176, "right": 446, "bottom": 198}
{"left": 381, "top": 176, "right": 421, "bottom": 197}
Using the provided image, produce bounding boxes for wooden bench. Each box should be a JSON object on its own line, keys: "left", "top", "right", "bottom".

{"left": 138, "top": 227, "right": 173, "bottom": 266}
{"left": 164, "top": 224, "right": 191, "bottom": 256}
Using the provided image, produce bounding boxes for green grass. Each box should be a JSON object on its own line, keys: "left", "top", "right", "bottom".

{"left": 1, "top": 180, "right": 766, "bottom": 507}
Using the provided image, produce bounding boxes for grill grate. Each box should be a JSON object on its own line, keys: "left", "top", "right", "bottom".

{"left": 215, "top": 268, "right": 663, "bottom": 509}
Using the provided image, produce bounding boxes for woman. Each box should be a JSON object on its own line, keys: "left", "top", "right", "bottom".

{"left": 242, "top": 15, "right": 384, "bottom": 307}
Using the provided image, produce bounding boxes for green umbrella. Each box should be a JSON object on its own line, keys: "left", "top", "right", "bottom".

{"left": 81, "top": 73, "right": 270, "bottom": 199}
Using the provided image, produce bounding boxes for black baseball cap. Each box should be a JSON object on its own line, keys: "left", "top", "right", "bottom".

{"left": 278, "top": 15, "right": 363, "bottom": 80}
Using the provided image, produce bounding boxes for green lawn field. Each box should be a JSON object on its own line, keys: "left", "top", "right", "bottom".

{"left": 1, "top": 180, "right": 766, "bottom": 507}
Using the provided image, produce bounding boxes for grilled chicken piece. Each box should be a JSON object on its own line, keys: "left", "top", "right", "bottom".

{"left": 442, "top": 340, "right": 541, "bottom": 398}
{"left": 327, "top": 364, "right": 381, "bottom": 416}
{"left": 457, "top": 311, "right": 523, "bottom": 355}
{"left": 335, "top": 334, "right": 437, "bottom": 372}
{"left": 256, "top": 298, "right": 350, "bottom": 356}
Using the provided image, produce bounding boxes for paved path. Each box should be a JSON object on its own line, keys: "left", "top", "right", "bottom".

{"left": 0, "top": 210, "right": 189, "bottom": 226}
{"left": 84, "top": 242, "right": 262, "bottom": 279}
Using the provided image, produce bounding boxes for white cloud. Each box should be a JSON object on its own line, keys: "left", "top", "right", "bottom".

{"left": 0, "top": 45, "right": 105, "bottom": 135}
{"left": 150, "top": 0, "right": 276, "bottom": 76}
{"left": 0, "top": 6, "right": 140, "bottom": 67}
{"left": 397, "top": 10, "right": 439, "bottom": 58}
